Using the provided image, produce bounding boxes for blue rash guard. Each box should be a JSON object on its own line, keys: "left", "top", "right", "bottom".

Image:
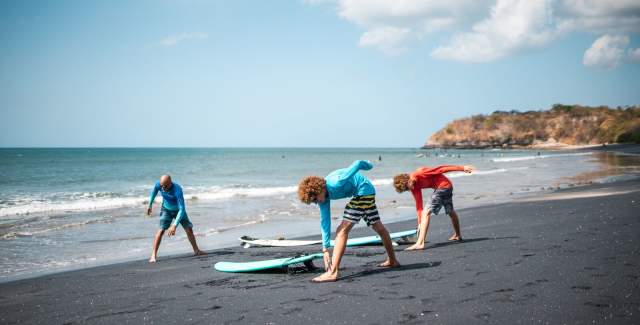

{"left": 318, "top": 160, "right": 375, "bottom": 248}
{"left": 149, "top": 182, "right": 186, "bottom": 226}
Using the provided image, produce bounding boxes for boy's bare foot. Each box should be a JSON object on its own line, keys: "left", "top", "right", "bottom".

{"left": 311, "top": 272, "right": 338, "bottom": 283}
{"left": 149, "top": 256, "right": 157, "bottom": 263}
{"left": 448, "top": 235, "right": 462, "bottom": 241}
{"left": 377, "top": 259, "right": 401, "bottom": 268}
{"left": 194, "top": 250, "right": 206, "bottom": 256}
{"left": 404, "top": 244, "right": 425, "bottom": 251}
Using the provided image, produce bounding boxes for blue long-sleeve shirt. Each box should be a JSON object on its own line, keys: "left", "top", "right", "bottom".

{"left": 149, "top": 182, "right": 186, "bottom": 226}
{"left": 318, "top": 160, "right": 375, "bottom": 248}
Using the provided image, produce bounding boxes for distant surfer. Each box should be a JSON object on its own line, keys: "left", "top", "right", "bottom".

{"left": 298, "top": 160, "right": 400, "bottom": 282}
{"left": 393, "top": 165, "right": 474, "bottom": 250}
{"left": 146, "top": 175, "right": 205, "bottom": 262}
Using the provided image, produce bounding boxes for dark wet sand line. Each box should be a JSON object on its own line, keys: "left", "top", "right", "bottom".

{"left": 1, "top": 179, "right": 639, "bottom": 324}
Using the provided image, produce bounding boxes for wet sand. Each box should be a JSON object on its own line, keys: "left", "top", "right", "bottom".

{"left": 1, "top": 178, "right": 639, "bottom": 324}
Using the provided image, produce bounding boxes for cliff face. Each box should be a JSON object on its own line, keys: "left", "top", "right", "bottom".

{"left": 426, "top": 105, "right": 640, "bottom": 149}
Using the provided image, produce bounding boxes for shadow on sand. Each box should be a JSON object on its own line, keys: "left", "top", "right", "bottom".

{"left": 339, "top": 261, "right": 442, "bottom": 281}
{"left": 424, "top": 236, "right": 518, "bottom": 250}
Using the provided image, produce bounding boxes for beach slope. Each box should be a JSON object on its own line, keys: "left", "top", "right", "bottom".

{"left": 1, "top": 179, "right": 639, "bottom": 324}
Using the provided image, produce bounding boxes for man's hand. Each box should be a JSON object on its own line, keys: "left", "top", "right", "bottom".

{"left": 146, "top": 207, "right": 152, "bottom": 216}
{"left": 322, "top": 249, "right": 331, "bottom": 271}
{"left": 167, "top": 225, "right": 177, "bottom": 236}
{"left": 463, "top": 165, "right": 474, "bottom": 173}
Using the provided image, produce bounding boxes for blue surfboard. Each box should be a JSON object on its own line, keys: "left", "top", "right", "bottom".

{"left": 214, "top": 253, "right": 324, "bottom": 273}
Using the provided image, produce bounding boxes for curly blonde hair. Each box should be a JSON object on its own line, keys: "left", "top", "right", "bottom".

{"left": 393, "top": 174, "right": 411, "bottom": 193}
{"left": 298, "top": 176, "right": 326, "bottom": 204}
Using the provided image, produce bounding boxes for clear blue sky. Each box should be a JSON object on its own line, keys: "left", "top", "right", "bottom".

{"left": 1, "top": 0, "right": 639, "bottom": 147}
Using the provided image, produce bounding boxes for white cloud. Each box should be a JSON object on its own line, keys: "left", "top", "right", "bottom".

{"left": 431, "top": 0, "right": 556, "bottom": 63}
{"left": 160, "top": 32, "right": 208, "bottom": 47}
{"left": 302, "top": 0, "right": 336, "bottom": 5}
{"left": 557, "top": 0, "right": 640, "bottom": 34}
{"left": 334, "top": 0, "right": 493, "bottom": 54}
{"left": 583, "top": 34, "right": 629, "bottom": 69}
{"left": 629, "top": 47, "right": 640, "bottom": 62}
{"left": 358, "top": 26, "right": 411, "bottom": 55}
{"left": 307, "top": 0, "right": 640, "bottom": 66}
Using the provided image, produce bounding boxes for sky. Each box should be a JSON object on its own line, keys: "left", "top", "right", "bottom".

{"left": 1, "top": 0, "right": 639, "bottom": 147}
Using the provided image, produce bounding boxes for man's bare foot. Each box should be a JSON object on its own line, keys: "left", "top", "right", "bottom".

{"left": 404, "top": 244, "right": 425, "bottom": 251}
{"left": 311, "top": 272, "right": 338, "bottom": 283}
{"left": 377, "top": 259, "right": 401, "bottom": 268}
{"left": 448, "top": 235, "right": 462, "bottom": 241}
{"left": 194, "top": 250, "right": 206, "bottom": 256}
{"left": 149, "top": 256, "right": 157, "bottom": 263}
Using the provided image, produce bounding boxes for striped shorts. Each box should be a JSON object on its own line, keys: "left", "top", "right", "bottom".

{"left": 343, "top": 195, "right": 381, "bottom": 226}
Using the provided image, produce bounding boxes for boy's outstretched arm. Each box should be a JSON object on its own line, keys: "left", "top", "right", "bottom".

{"left": 411, "top": 188, "right": 424, "bottom": 224}
{"left": 340, "top": 160, "right": 373, "bottom": 181}
{"left": 416, "top": 165, "right": 474, "bottom": 176}
{"left": 319, "top": 201, "right": 332, "bottom": 270}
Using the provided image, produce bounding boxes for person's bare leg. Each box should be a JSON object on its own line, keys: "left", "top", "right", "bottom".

{"left": 371, "top": 222, "right": 400, "bottom": 267}
{"left": 406, "top": 211, "right": 431, "bottom": 250}
{"left": 312, "top": 221, "right": 353, "bottom": 283}
{"left": 448, "top": 210, "right": 462, "bottom": 241}
{"left": 149, "top": 229, "right": 165, "bottom": 263}
{"left": 184, "top": 227, "right": 206, "bottom": 255}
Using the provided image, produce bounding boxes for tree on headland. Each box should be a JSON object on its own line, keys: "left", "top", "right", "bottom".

{"left": 426, "top": 105, "right": 640, "bottom": 148}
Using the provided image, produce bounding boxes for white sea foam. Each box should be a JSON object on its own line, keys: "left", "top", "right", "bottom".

{"left": 1, "top": 216, "right": 115, "bottom": 239}
{"left": 192, "top": 185, "right": 297, "bottom": 201}
{"left": 0, "top": 165, "right": 532, "bottom": 218}
{"left": 0, "top": 185, "right": 301, "bottom": 218}
{"left": 492, "top": 152, "right": 593, "bottom": 162}
{"left": 371, "top": 178, "right": 393, "bottom": 186}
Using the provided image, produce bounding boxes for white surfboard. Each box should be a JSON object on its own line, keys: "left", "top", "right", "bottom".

{"left": 239, "top": 236, "right": 322, "bottom": 248}
{"left": 239, "top": 229, "right": 417, "bottom": 248}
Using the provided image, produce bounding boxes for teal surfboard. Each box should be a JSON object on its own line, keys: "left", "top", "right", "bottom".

{"left": 331, "top": 229, "right": 417, "bottom": 247}
{"left": 214, "top": 253, "right": 324, "bottom": 273}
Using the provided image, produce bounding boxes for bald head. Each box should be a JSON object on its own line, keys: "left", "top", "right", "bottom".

{"left": 160, "top": 175, "right": 172, "bottom": 191}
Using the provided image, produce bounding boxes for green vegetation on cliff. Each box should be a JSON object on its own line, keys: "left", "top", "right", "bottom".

{"left": 427, "top": 104, "right": 640, "bottom": 148}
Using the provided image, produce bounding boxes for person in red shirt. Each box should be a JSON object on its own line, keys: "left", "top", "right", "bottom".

{"left": 393, "top": 165, "right": 474, "bottom": 250}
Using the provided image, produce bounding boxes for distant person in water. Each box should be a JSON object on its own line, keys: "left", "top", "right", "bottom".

{"left": 298, "top": 160, "right": 400, "bottom": 282}
{"left": 146, "top": 175, "right": 205, "bottom": 262}
{"left": 393, "top": 165, "right": 474, "bottom": 250}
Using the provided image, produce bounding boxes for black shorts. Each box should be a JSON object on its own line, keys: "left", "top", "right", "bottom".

{"left": 430, "top": 188, "right": 454, "bottom": 215}
{"left": 343, "top": 195, "right": 381, "bottom": 226}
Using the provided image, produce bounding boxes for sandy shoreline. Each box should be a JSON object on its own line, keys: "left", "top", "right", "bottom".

{"left": 1, "top": 176, "right": 639, "bottom": 324}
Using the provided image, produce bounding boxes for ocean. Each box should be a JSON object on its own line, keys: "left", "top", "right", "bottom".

{"left": 0, "top": 148, "right": 637, "bottom": 282}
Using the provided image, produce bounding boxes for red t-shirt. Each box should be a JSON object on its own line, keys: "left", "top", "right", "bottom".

{"left": 410, "top": 165, "right": 464, "bottom": 218}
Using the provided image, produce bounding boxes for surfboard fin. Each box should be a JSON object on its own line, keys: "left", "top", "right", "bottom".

{"left": 286, "top": 259, "right": 317, "bottom": 274}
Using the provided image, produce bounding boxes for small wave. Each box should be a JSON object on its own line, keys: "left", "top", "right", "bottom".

{"left": 193, "top": 186, "right": 297, "bottom": 201}
{"left": 0, "top": 196, "right": 146, "bottom": 218}
{"left": 492, "top": 152, "right": 593, "bottom": 162}
{"left": 200, "top": 219, "right": 266, "bottom": 237}
{"left": 79, "top": 235, "right": 149, "bottom": 243}
{"left": 0, "top": 185, "right": 301, "bottom": 218}
{"left": 371, "top": 178, "right": 393, "bottom": 186}
{"left": 1, "top": 216, "right": 114, "bottom": 239}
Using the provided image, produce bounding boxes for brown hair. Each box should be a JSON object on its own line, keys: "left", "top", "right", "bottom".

{"left": 298, "top": 176, "right": 326, "bottom": 204}
{"left": 393, "top": 174, "right": 411, "bottom": 193}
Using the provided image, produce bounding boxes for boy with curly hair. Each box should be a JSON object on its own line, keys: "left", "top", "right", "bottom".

{"left": 393, "top": 165, "right": 474, "bottom": 251}
{"left": 298, "top": 160, "right": 400, "bottom": 283}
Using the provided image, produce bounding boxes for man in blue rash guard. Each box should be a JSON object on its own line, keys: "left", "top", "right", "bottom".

{"left": 146, "top": 175, "right": 205, "bottom": 263}
{"left": 298, "top": 160, "right": 400, "bottom": 282}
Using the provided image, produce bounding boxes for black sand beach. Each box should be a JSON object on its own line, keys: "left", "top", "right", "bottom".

{"left": 1, "top": 178, "right": 639, "bottom": 324}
